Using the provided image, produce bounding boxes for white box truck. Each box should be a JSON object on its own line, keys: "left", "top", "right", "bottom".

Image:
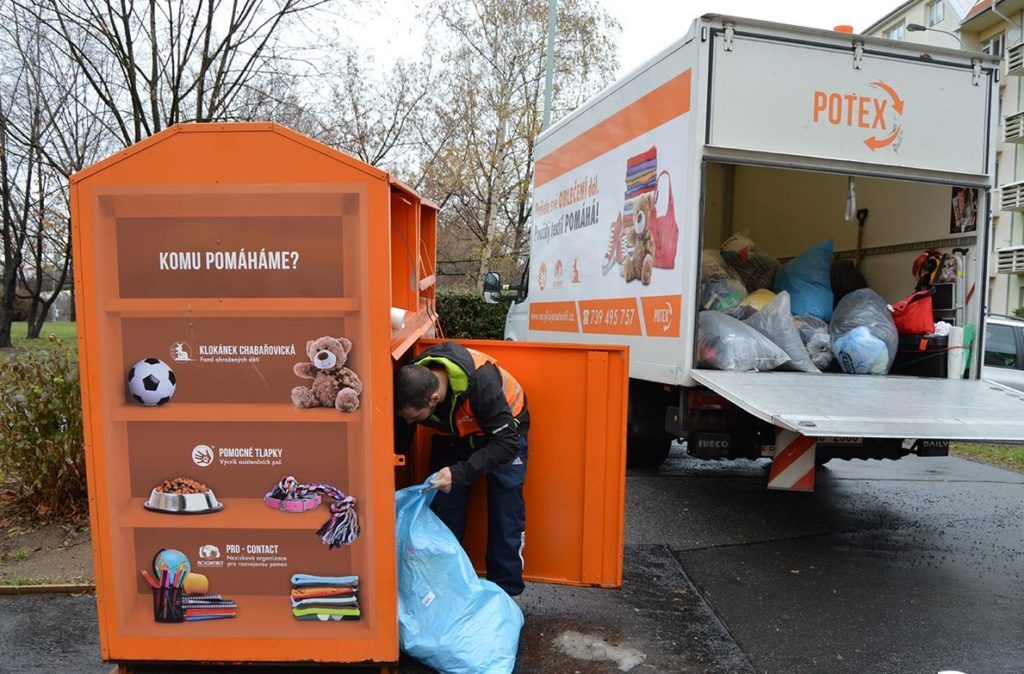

{"left": 484, "top": 15, "right": 1024, "bottom": 488}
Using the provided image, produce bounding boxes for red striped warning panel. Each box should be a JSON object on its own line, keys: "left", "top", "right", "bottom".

{"left": 767, "top": 429, "right": 816, "bottom": 491}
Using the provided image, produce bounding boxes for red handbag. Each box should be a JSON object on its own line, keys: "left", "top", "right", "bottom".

{"left": 650, "top": 170, "right": 678, "bottom": 269}
{"left": 890, "top": 289, "right": 935, "bottom": 335}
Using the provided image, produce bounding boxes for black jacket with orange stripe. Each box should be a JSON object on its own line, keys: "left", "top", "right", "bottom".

{"left": 409, "top": 342, "right": 529, "bottom": 487}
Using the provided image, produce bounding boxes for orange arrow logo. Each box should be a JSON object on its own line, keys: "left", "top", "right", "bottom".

{"left": 864, "top": 128, "right": 901, "bottom": 150}
{"left": 870, "top": 80, "right": 904, "bottom": 114}
{"left": 864, "top": 80, "right": 903, "bottom": 150}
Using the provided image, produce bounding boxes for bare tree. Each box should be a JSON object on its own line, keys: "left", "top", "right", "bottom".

{"left": 0, "top": 0, "right": 333, "bottom": 341}
{"left": 18, "top": 175, "right": 72, "bottom": 337}
{"left": 0, "top": 2, "right": 115, "bottom": 341}
{"left": 422, "top": 0, "right": 618, "bottom": 290}
{"left": 20, "top": 0, "right": 335, "bottom": 146}
{"left": 0, "top": 70, "right": 41, "bottom": 348}
{"left": 315, "top": 48, "right": 437, "bottom": 178}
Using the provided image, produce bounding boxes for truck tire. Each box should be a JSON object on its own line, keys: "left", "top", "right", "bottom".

{"left": 627, "top": 435, "right": 673, "bottom": 469}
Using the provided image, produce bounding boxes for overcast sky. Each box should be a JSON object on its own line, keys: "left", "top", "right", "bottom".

{"left": 337, "top": 0, "right": 911, "bottom": 78}
{"left": 601, "top": 0, "right": 909, "bottom": 76}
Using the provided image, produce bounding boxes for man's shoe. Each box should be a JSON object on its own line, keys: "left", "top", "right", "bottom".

{"left": 601, "top": 213, "right": 625, "bottom": 275}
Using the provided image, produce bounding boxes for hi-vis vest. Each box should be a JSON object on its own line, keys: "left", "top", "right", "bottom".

{"left": 453, "top": 348, "right": 525, "bottom": 437}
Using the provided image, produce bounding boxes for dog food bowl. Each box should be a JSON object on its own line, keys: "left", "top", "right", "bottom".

{"left": 144, "top": 488, "right": 224, "bottom": 515}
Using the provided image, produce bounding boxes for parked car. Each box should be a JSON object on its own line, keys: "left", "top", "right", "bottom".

{"left": 983, "top": 315, "right": 1024, "bottom": 393}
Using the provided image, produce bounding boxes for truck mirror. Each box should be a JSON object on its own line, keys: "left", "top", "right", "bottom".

{"left": 483, "top": 271, "right": 502, "bottom": 304}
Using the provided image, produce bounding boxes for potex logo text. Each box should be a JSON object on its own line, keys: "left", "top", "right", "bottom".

{"left": 811, "top": 80, "right": 904, "bottom": 151}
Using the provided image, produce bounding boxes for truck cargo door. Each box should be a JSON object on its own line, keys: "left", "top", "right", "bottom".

{"left": 410, "top": 339, "right": 628, "bottom": 588}
{"left": 691, "top": 370, "right": 1024, "bottom": 443}
{"left": 705, "top": 23, "right": 994, "bottom": 181}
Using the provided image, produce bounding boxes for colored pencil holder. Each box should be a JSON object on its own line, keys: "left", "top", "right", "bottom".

{"left": 152, "top": 587, "right": 184, "bottom": 622}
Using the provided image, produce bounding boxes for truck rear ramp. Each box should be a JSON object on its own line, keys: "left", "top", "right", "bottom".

{"left": 690, "top": 371, "right": 1024, "bottom": 443}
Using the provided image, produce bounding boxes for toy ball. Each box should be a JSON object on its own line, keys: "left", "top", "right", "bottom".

{"left": 128, "top": 358, "right": 176, "bottom": 406}
{"left": 152, "top": 548, "right": 190, "bottom": 579}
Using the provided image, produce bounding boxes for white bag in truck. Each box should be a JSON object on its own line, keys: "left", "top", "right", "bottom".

{"left": 697, "top": 311, "right": 790, "bottom": 372}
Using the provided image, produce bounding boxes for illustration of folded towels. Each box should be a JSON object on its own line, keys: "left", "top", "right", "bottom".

{"left": 625, "top": 169, "right": 656, "bottom": 187}
{"left": 627, "top": 147, "right": 657, "bottom": 169}
{"left": 626, "top": 158, "right": 657, "bottom": 176}
{"left": 291, "top": 595, "right": 359, "bottom": 608}
{"left": 293, "top": 606, "right": 361, "bottom": 620}
{"left": 291, "top": 586, "right": 356, "bottom": 599}
{"left": 290, "top": 573, "right": 359, "bottom": 588}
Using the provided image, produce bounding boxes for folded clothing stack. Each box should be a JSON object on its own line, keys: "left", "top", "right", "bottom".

{"left": 290, "top": 573, "right": 360, "bottom": 621}
{"left": 179, "top": 594, "right": 237, "bottom": 621}
{"left": 624, "top": 147, "right": 657, "bottom": 202}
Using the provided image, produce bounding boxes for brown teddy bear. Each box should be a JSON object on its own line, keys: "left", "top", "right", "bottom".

{"left": 291, "top": 336, "right": 362, "bottom": 412}
{"left": 622, "top": 193, "right": 656, "bottom": 285}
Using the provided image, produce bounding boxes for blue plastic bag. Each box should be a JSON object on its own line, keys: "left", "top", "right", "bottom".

{"left": 773, "top": 239, "right": 834, "bottom": 321}
{"left": 396, "top": 478, "right": 523, "bottom": 674}
{"left": 829, "top": 288, "right": 898, "bottom": 375}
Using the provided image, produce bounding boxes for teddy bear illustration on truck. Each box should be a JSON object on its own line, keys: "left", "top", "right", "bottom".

{"left": 600, "top": 146, "right": 678, "bottom": 285}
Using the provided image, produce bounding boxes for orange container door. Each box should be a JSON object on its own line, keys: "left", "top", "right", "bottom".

{"left": 410, "top": 339, "right": 628, "bottom": 587}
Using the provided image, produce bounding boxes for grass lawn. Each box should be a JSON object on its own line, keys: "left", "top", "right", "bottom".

{"left": 2, "top": 321, "right": 77, "bottom": 351}
{"left": 951, "top": 443, "right": 1024, "bottom": 473}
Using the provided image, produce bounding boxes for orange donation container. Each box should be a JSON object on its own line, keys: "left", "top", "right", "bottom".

{"left": 71, "top": 122, "right": 627, "bottom": 669}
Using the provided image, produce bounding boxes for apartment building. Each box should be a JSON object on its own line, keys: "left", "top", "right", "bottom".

{"left": 865, "top": 0, "right": 1023, "bottom": 315}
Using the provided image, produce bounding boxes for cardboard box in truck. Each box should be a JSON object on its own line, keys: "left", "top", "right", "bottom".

{"left": 485, "top": 15, "right": 1024, "bottom": 489}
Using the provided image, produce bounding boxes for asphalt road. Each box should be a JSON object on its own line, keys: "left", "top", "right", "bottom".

{"left": 632, "top": 449, "right": 1024, "bottom": 674}
{"left": 2, "top": 449, "right": 1022, "bottom": 673}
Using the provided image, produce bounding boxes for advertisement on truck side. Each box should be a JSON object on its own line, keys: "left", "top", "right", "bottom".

{"left": 527, "top": 70, "right": 693, "bottom": 344}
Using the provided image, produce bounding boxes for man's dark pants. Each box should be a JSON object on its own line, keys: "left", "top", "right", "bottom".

{"left": 429, "top": 434, "right": 528, "bottom": 596}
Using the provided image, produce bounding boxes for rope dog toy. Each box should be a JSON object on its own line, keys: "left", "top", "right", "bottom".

{"left": 265, "top": 476, "right": 360, "bottom": 548}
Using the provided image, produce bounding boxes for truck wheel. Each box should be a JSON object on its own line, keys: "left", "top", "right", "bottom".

{"left": 626, "top": 436, "right": 673, "bottom": 469}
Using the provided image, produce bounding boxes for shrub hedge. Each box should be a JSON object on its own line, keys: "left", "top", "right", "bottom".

{"left": 435, "top": 288, "right": 509, "bottom": 340}
{"left": 0, "top": 337, "right": 86, "bottom": 519}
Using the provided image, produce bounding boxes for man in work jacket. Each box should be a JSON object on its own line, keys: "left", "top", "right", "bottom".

{"left": 395, "top": 341, "right": 530, "bottom": 596}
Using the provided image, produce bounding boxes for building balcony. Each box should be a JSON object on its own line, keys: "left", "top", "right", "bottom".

{"left": 1005, "top": 111, "right": 1024, "bottom": 143}
{"left": 1008, "top": 43, "right": 1024, "bottom": 77}
{"left": 996, "top": 245, "right": 1024, "bottom": 274}
{"left": 998, "top": 181, "right": 1024, "bottom": 211}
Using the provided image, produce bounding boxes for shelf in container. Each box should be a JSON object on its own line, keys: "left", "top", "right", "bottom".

{"left": 105, "top": 297, "right": 359, "bottom": 317}
{"left": 112, "top": 403, "right": 363, "bottom": 423}
{"left": 122, "top": 594, "right": 372, "bottom": 639}
{"left": 119, "top": 498, "right": 332, "bottom": 529}
{"left": 390, "top": 309, "right": 438, "bottom": 360}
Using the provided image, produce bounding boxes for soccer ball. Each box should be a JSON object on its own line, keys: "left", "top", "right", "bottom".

{"left": 128, "top": 358, "right": 176, "bottom": 406}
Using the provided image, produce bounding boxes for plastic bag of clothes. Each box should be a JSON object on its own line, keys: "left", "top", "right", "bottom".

{"left": 743, "top": 292, "right": 818, "bottom": 374}
{"left": 793, "top": 315, "right": 833, "bottom": 371}
{"left": 774, "top": 239, "right": 834, "bottom": 321}
{"left": 726, "top": 304, "right": 757, "bottom": 321}
{"left": 701, "top": 250, "right": 747, "bottom": 312}
{"left": 396, "top": 478, "right": 523, "bottom": 674}
{"left": 739, "top": 288, "right": 776, "bottom": 311}
{"left": 697, "top": 311, "right": 791, "bottom": 372}
{"left": 721, "top": 232, "right": 780, "bottom": 291}
{"left": 725, "top": 287, "right": 773, "bottom": 322}
{"left": 829, "top": 288, "right": 898, "bottom": 375}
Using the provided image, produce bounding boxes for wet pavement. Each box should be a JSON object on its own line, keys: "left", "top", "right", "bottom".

{"left": 632, "top": 450, "right": 1024, "bottom": 674}
{"left": 2, "top": 449, "right": 1022, "bottom": 673}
